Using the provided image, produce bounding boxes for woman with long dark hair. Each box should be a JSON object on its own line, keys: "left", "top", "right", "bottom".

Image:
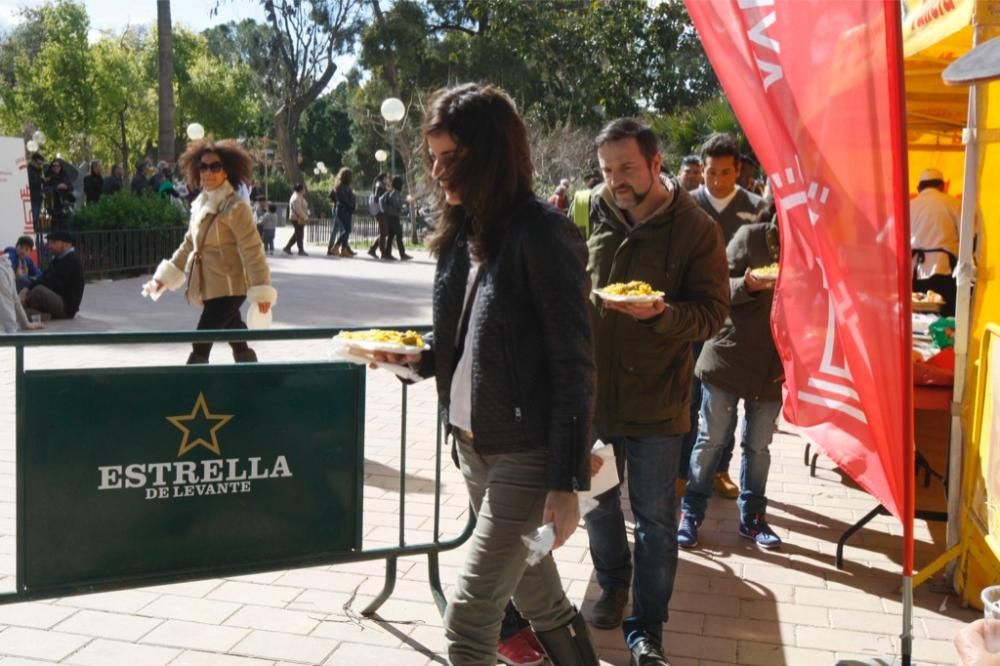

{"left": 328, "top": 167, "right": 357, "bottom": 257}
{"left": 374, "top": 83, "right": 598, "bottom": 666}
{"left": 151, "top": 139, "right": 275, "bottom": 364}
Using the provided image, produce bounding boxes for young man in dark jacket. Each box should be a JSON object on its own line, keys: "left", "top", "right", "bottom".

{"left": 679, "top": 213, "right": 784, "bottom": 550}
{"left": 681, "top": 133, "right": 767, "bottom": 499}
{"left": 22, "top": 230, "right": 84, "bottom": 319}
{"left": 583, "top": 118, "right": 729, "bottom": 666}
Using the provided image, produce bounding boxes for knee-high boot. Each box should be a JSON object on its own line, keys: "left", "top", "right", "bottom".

{"left": 534, "top": 611, "right": 599, "bottom": 666}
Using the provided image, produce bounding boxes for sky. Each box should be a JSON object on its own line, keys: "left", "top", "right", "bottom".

{"left": 1, "top": 0, "right": 267, "bottom": 35}
{"left": 1, "top": 1, "right": 355, "bottom": 85}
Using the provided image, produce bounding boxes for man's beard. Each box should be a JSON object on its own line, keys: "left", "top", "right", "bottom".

{"left": 612, "top": 180, "right": 652, "bottom": 209}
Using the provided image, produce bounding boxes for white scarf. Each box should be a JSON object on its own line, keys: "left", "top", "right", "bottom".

{"left": 190, "top": 181, "right": 233, "bottom": 225}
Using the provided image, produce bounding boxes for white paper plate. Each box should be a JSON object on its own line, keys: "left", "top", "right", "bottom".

{"left": 593, "top": 289, "right": 664, "bottom": 304}
{"left": 331, "top": 334, "right": 429, "bottom": 355}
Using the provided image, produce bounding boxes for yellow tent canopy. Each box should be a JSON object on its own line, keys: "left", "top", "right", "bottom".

{"left": 903, "top": 0, "right": 1000, "bottom": 606}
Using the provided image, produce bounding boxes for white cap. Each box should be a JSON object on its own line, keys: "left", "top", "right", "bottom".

{"left": 918, "top": 168, "right": 944, "bottom": 182}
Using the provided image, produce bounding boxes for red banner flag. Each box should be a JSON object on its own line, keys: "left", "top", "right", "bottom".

{"left": 684, "top": 1, "right": 913, "bottom": 553}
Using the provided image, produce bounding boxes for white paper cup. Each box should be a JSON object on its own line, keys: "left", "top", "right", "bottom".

{"left": 981, "top": 585, "right": 1000, "bottom": 652}
{"left": 247, "top": 306, "right": 272, "bottom": 330}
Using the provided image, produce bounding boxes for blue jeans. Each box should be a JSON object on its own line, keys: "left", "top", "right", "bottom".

{"left": 334, "top": 207, "right": 352, "bottom": 247}
{"left": 679, "top": 343, "right": 734, "bottom": 478}
{"left": 681, "top": 382, "right": 781, "bottom": 523}
{"left": 584, "top": 434, "right": 681, "bottom": 648}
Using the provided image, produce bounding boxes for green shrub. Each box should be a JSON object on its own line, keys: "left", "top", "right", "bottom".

{"left": 70, "top": 192, "right": 186, "bottom": 230}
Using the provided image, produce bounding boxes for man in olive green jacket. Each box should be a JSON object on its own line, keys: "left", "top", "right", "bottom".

{"left": 583, "top": 118, "right": 728, "bottom": 666}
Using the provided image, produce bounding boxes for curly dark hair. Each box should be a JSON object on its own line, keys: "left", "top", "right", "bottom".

{"left": 178, "top": 138, "right": 253, "bottom": 190}
{"left": 422, "top": 83, "right": 534, "bottom": 260}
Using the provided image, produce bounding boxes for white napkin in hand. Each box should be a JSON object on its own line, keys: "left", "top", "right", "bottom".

{"left": 523, "top": 441, "right": 619, "bottom": 566}
{"left": 140, "top": 280, "right": 164, "bottom": 301}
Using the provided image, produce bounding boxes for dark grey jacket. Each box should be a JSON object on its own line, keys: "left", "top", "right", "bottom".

{"left": 417, "top": 197, "right": 595, "bottom": 492}
{"left": 696, "top": 222, "right": 783, "bottom": 402}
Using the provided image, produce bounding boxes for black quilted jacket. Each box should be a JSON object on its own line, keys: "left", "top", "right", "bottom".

{"left": 417, "top": 197, "right": 595, "bottom": 492}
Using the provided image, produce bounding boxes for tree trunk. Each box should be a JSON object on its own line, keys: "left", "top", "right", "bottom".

{"left": 157, "top": 0, "right": 175, "bottom": 163}
{"left": 118, "top": 107, "right": 129, "bottom": 176}
{"left": 275, "top": 106, "right": 301, "bottom": 189}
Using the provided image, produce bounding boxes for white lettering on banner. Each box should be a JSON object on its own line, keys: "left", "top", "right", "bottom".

{"left": 738, "top": 0, "right": 784, "bottom": 90}
{"left": 96, "top": 456, "right": 293, "bottom": 501}
{"left": 773, "top": 169, "right": 867, "bottom": 425}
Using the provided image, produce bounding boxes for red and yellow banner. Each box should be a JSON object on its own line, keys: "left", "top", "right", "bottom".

{"left": 685, "top": 1, "right": 914, "bottom": 564}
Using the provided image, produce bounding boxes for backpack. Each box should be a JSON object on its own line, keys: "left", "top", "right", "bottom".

{"left": 367, "top": 192, "right": 382, "bottom": 216}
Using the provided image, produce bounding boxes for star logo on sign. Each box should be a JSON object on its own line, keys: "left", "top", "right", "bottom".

{"left": 166, "top": 393, "right": 234, "bottom": 457}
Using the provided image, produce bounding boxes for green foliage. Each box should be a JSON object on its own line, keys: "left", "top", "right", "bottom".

{"left": 0, "top": 5, "right": 260, "bottom": 167}
{"left": 90, "top": 28, "right": 156, "bottom": 170}
{"left": 69, "top": 192, "right": 185, "bottom": 230}
{"left": 300, "top": 94, "right": 353, "bottom": 175}
{"left": 2, "top": 0, "right": 95, "bottom": 151}
{"left": 653, "top": 95, "right": 743, "bottom": 169}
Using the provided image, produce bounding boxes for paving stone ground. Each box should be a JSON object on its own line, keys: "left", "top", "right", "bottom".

{"left": 0, "top": 229, "right": 977, "bottom": 665}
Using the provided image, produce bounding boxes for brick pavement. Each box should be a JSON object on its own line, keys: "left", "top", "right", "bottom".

{"left": 0, "top": 229, "right": 977, "bottom": 665}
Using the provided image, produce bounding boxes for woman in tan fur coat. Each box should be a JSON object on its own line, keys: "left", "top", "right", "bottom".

{"left": 152, "top": 139, "right": 276, "bottom": 364}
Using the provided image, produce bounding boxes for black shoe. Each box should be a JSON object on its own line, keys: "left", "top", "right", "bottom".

{"left": 282, "top": 248, "right": 293, "bottom": 256}
{"left": 186, "top": 352, "right": 209, "bottom": 365}
{"left": 629, "top": 637, "right": 670, "bottom": 666}
{"left": 233, "top": 348, "right": 258, "bottom": 363}
{"left": 399, "top": 254, "right": 413, "bottom": 261}
{"left": 534, "top": 611, "right": 599, "bottom": 666}
{"left": 367, "top": 247, "right": 378, "bottom": 258}
{"left": 382, "top": 254, "right": 397, "bottom": 261}
{"left": 298, "top": 251, "right": 308, "bottom": 256}
{"left": 588, "top": 587, "right": 627, "bottom": 629}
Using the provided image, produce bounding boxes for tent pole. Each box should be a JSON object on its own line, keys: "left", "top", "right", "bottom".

{"left": 902, "top": 575, "right": 914, "bottom": 666}
{"left": 946, "top": 19, "right": 983, "bottom": 580}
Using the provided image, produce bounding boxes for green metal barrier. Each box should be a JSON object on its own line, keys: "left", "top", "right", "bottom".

{"left": 0, "top": 327, "right": 474, "bottom": 617}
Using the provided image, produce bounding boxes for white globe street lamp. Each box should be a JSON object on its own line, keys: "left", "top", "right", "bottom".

{"left": 375, "top": 149, "right": 388, "bottom": 163}
{"left": 380, "top": 98, "right": 405, "bottom": 123}
{"left": 380, "top": 97, "right": 405, "bottom": 179}
{"left": 186, "top": 123, "right": 205, "bottom": 140}
{"left": 26, "top": 140, "right": 38, "bottom": 153}
{"left": 32, "top": 130, "right": 46, "bottom": 146}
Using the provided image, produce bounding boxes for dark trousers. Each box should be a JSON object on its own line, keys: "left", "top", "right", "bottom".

{"left": 500, "top": 600, "right": 530, "bottom": 641}
{"left": 369, "top": 214, "right": 388, "bottom": 256}
{"left": 192, "top": 296, "right": 250, "bottom": 359}
{"left": 284, "top": 222, "right": 305, "bottom": 253}
{"left": 384, "top": 215, "right": 406, "bottom": 258}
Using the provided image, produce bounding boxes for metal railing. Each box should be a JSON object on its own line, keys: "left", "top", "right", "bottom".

{"left": 0, "top": 326, "right": 472, "bottom": 617}
{"left": 34, "top": 227, "right": 188, "bottom": 279}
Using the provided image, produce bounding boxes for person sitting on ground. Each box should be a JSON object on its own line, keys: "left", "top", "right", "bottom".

{"left": 379, "top": 176, "right": 412, "bottom": 261}
{"left": 4, "top": 236, "right": 42, "bottom": 292}
{"left": 20, "top": 230, "right": 84, "bottom": 320}
{"left": 0, "top": 254, "right": 42, "bottom": 333}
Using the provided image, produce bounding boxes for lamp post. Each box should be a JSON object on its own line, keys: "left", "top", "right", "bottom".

{"left": 261, "top": 148, "right": 274, "bottom": 201}
{"left": 380, "top": 97, "right": 405, "bottom": 177}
